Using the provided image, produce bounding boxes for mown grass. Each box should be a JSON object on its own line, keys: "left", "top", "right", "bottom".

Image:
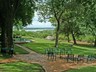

{"left": 22, "top": 38, "right": 96, "bottom": 55}
{"left": 0, "top": 45, "right": 29, "bottom": 60}
{"left": 64, "top": 66, "right": 96, "bottom": 72}
{"left": 22, "top": 38, "right": 55, "bottom": 54}
{"left": 0, "top": 62, "right": 45, "bottom": 72}
{"left": 14, "top": 45, "right": 29, "bottom": 54}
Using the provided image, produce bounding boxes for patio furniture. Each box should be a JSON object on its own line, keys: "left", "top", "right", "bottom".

{"left": 9, "top": 48, "right": 14, "bottom": 57}
{"left": 66, "top": 54, "right": 74, "bottom": 62}
{"left": 45, "top": 48, "right": 56, "bottom": 61}
{"left": 86, "top": 54, "right": 96, "bottom": 63}
{"left": 77, "top": 54, "right": 85, "bottom": 63}
{"left": 59, "top": 48, "right": 65, "bottom": 58}
{"left": 53, "top": 48, "right": 60, "bottom": 55}
{"left": 65, "top": 48, "right": 72, "bottom": 55}
{"left": 1, "top": 48, "right": 7, "bottom": 56}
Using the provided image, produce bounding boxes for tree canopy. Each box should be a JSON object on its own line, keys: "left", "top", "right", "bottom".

{"left": 0, "top": 0, "right": 37, "bottom": 56}
{"left": 37, "top": 0, "right": 96, "bottom": 47}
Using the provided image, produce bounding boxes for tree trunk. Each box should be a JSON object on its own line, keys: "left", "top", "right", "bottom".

{"left": 1, "top": 23, "right": 7, "bottom": 54}
{"left": 55, "top": 20, "right": 60, "bottom": 48}
{"left": 67, "top": 34, "right": 70, "bottom": 42}
{"left": 1, "top": 25, "right": 6, "bottom": 48}
{"left": 6, "top": 26, "right": 13, "bottom": 48}
{"left": 94, "top": 36, "right": 96, "bottom": 47}
{"left": 5, "top": 18, "right": 14, "bottom": 57}
{"left": 6, "top": 19, "right": 13, "bottom": 48}
{"left": 71, "top": 31, "right": 77, "bottom": 45}
{"left": 0, "top": 1, "right": 14, "bottom": 56}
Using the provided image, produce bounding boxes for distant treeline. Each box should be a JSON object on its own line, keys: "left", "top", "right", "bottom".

{"left": 24, "top": 27, "right": 55, "bottom": 30}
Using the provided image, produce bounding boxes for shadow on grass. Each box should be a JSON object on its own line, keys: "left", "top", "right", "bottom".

{"left": 76, "top": 43, "right": 96, "bottom": 49}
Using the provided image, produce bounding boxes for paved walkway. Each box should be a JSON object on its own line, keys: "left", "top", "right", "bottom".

{"left": 14, "top": 44, "right": 96, "bottom": 72}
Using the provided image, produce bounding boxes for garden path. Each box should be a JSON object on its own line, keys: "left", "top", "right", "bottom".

{"left": 14, "top": 44, "right": 96, "bottom": 72}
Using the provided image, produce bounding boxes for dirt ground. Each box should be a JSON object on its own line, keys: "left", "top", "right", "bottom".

{"left": 0, "top": 44, "right": 96, "bottom": 72}
{"left": 1, "top": 55, "right": 96, "bottom": 72}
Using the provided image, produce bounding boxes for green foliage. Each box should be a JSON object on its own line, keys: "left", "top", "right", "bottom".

{"left": 0, "top": 62, "right": 45, "bottom": 72}
{"left": 37, "top": 0, "right": 78, "bottom": 47}
{"left": 15, "top": 0, "right": 36, "bottom": 26}
{"left": 76, "top": 35, "right": 94, "bottom": 42}
{"left": 13, "top": 30, "right": 54, "bottom": 38}
{"left": 0, "top": 0, "right": 36, "bottom": 26}
{"left": 13, "top": 30, "right": 95, "bottom": 44}
{"left": 0, "top": 0, "right": 37, "bottom": 51}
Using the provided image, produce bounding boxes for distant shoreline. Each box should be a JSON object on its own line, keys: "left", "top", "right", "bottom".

{"left": 24, "top": 27, "right": 55, "bottom": 32}
{"left": 24, "top": 27, "right": 55, "bottom": 29}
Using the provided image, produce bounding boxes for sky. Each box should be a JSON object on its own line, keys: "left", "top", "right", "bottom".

{"left": 25, "top": 12, "right": 54, "bottom": 28}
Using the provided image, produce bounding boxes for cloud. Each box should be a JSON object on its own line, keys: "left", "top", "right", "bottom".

{"left": 25, "top": 12, "right": 54, "bottom": 28}
{"left": 26, "top": 21, "right": 53, "bottom": 28}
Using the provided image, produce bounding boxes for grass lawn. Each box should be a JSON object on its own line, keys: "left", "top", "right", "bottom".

{"left": 64, "top": 66, "right": 96, "bottom": 72}
{"left": 22, "top": 38, "right": 55, "bottom": 54}
{"left": 0, "top": 62, "right": 45, "bottom": 72}
{"left": 0, "top": 45, "right": 29, "bottom": 60}
{"left": 22, "top": 38, "right": 96, "bottom": 55}
{"left": 14, "top": 45, "right": 29, "bottom": 54}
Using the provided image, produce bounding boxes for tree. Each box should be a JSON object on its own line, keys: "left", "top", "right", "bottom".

{"left": 38, "top": 0, "right": 79, "bottom": 47}
{"left": 60, "top": 14, "right": 82, "bottom": 44}
{"left": 59, "top": 0, "right": 84, "bottom": 44}
{"left": 0, "top": 0, "right": 36, "bottom": 55}
{"left": 81, "top": 0, "right": 96, "bottom": 46}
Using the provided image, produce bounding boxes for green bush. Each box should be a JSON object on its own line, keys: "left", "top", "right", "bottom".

{"left": 13, "top": 30, "right": 54, "bottom": 38}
